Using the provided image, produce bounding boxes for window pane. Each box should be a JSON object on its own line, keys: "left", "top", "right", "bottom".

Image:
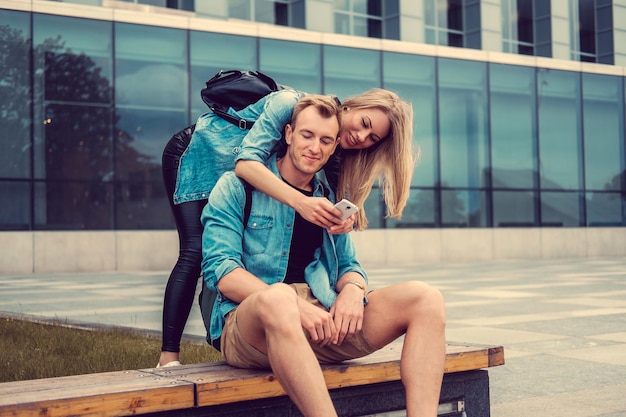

{"left": 34, "top": 181, "right": 114, "bottom": 230}
{"left": 260, "top": 39, "right": 321, "bottom": 93}
{"left": 362, "top": 187, "right": 383, "bottom": 228}
{"left": 335, "top": 12, "right": 350, "bottom": 34}
{"left": 115, "top": 108, "right": 187, "bottom": 182}
{"left": 383, "top": 52, "right": 437, "bottom": 187}
{"left": 582, "top": 74, "right": 624, "bottom": 191}
{"left": 541, "top": 191, "right": 581, "bottom": 227}
{"left": 586, "top": 192, "right": 623, "bottom": 226}
{"left": 335, "top": 0, "right": 350, "bottom": 12}
{"left": 115, "top": 23, "right": 187, "bottom": 108}
{"left": 367, "top": 17, "right": 382, "bottom": 38}
{"left": 490, "top": 64, "right": 536, "bottom": 189}
{"left": 439, "top": 58, "right": 489, "bottom": 188}
{"left": 0, "top": 10, "right": 31, "bottom": 179}
{"left": 323, "top": 46, "right": 380, "bottom": 97}
{"left": 493, "top": 191, "right": 536, "bottom": 227}
{"left": 353, "top": 16, "right": 368, "bottom": 37}
{"left": 115, "top": 181, "right": 174, "bottom": 229}
{"left": 42, "top": 104, "right": 113, "bottom": 181}
{"left": 0, "top": 182, "right": 31, "bottom": 230}
{"left": 190, "top": 32, "right": 256, "bottom": 120}
{"left": 441, "top": 189, "right": 488, "bottom": 227}
{"left": 387, "top": 189, "right": 437, "bottom": 228}
{"left": 538, "top": 69, "right": 582, "bottom": 190}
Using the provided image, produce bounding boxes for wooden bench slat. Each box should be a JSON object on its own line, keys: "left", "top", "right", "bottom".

{"left": 0, "top": 370, "right": 195, "bottom": 417}
{"left": 0, "top": 342, "right": 504, "bottom": 416}
{"left": 144, "top": 342, "right": 504, "bottom": 407}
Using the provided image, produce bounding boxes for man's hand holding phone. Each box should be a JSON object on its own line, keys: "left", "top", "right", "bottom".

{"left": 333, "top": 199, "right": 359, "bottom": 221}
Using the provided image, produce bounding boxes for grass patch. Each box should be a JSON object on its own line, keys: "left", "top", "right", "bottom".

{"left": 0, "top": 316, "right": 223, "bottom": 383}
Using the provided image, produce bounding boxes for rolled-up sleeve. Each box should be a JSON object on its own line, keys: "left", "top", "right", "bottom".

{"left": 235, "top": 89, "right": 302, "bottom": 164}
{"left": 201, "top": 172, "right": 247, "bottom": 291}
{"left": 333, "top": 233, "right": 368, "bottom": 284}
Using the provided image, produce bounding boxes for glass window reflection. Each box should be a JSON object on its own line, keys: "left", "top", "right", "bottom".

{"left": 0, "top": 10, "right": 31, "bottom": 179}
{"left": 441, "top": 189, "right": 488, "bottom": 227}
{"left": 540, "top": 191, "right": 581, "bottom": 227}
{"left": 383, "top": 52, "right": 437, "bottom": 188}
{"left": 115, "top": 108, "right": 187, "bottom": 182}
{"left": 387, "top": 189, "right": 437, "bottom": 228}
{"left": 537, "top": 69, "right": 582, "bottom": 190}
{"left": 115, "top": 23, "right": 187, "bottom": 108}
{"left": 586, "top": 192, "right": 623, "bottom": 226}
{"left": 260, "top": 39, "right": 321, "bottom": 93}
{"left": 190, "top": 32, "right": 256, "bottom": 120}
{"left": 490, "top": 64, "right": 537, "bottom": 189}
{"left": 115, "top": 181, "right": 174, "bottom": 229}
{"left": 323, "top": 45, "right": 380, "bottom": 97}
{"left": 493, "top": 190, "right": 536, "bottom": 227}
{"left": 439, "top": 58, "right": 489, "bottom": 189}
{"left": 42, "top": 104, "right": 113, "bottom": 181}
{"left": 0, "top": 182, "right": 31, "bottom": 230}
{"left": 582, "top": 73, "right": 624, "bottom": 191}
{"left": 34, "top": 181, "right": 114, "bottom": 230}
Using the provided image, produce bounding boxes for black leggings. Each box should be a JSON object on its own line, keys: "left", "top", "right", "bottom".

{"left": 161, "top": 126, "right": 206, "bottom": 353}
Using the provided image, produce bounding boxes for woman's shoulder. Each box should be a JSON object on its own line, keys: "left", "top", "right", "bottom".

{"left": 264, "top": 88, "right": 305, "bottom": 108}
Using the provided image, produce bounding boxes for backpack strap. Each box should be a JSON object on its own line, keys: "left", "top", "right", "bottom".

{"left": 212, "top": 107, "right": 256, "bottom": 130}
{"left": 241, "top": 179, "right": 254, "bottom": 226}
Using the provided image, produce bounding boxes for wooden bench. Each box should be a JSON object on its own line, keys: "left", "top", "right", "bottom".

{"left": 0, "top": 342, "right": 504, "bottom": 417}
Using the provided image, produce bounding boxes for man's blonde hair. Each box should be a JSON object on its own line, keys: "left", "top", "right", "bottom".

{"left": 291, "top": 94, "right": 341, "bottom": 129}
{"left": 338, "top": 89, "right": 418, "bottom": 230}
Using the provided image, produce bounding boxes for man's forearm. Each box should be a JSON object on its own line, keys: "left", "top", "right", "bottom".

{"left": 336, "top": 271, "right": 367, "bottom": 293}
{"left": 217, "top": 267, "right": 270, "bottom": 303}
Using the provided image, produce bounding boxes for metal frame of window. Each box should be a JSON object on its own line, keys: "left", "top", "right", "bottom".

{"left": 423, "top": 0, "right": 465, "bottom": 47}
{"left": 334, "top": 0, "right": 384, "bottom": 38}
{"left": 502, "top": 0, "right": 535, "bottom": 55}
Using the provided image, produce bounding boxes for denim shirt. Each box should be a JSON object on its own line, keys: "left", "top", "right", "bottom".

{"left": 200, "top": 156, "right": 368, "bottom": 344}
{"left": 173, "top": 88, "right": 305, "bottom": 204}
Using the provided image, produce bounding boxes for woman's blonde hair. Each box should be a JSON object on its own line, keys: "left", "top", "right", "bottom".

{"left": 338, "top": 88, "right": 417, "bottom": 230}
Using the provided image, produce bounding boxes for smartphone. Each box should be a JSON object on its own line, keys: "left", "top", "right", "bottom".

{"left": 333, "top": 199, "right": 359, "bottom": 221}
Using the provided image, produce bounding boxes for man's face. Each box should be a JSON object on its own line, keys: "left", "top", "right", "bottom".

{"left": 283, "top": 105, "right": 339, "bottom": 177}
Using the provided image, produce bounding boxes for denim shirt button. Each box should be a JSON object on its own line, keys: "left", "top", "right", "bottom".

{"left": 282, "top": 251, "right": 287, "bottom": 256}
{"left": 252, "top": 222, "right": 257, "bottom": 228}
{"left": 286, "top": 223, "right": 292, "bottom": 227}
{"left": 201, "top": 193, "right": 206, "bottom": 198}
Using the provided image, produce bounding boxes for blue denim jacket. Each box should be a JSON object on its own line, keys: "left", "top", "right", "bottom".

{"left": 200, "top": 155, "right": 368, "bottom": 344}
{"left": 173, "top": 88, "right": 305, "bottom": 204}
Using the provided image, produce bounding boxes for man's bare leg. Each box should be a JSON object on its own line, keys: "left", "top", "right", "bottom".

{"left": 234, "top": 283, "right": 338, "bottom": 417}
{"left": 363, "top": 281, "right": 446, "bottom": 417}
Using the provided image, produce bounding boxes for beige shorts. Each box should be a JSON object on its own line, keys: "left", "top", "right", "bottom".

{"left": 220, "top": 283, "right": 377, "bottom": 369}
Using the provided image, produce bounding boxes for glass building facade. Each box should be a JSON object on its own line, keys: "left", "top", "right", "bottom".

{"left": 1, "top": 4, "right": 626, "bottom": 233}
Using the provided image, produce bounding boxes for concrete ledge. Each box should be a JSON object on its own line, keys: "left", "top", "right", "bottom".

{"left": 1, "top": 228, "right": 625, "bottom": 273}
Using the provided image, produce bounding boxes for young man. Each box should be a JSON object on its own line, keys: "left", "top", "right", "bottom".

{"left": 201, "top": 94, "right": 446, "bottom": 417}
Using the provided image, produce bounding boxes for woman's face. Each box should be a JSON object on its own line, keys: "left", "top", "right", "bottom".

{"left": 338, "top": 108, "right": 390, "bottom": 150}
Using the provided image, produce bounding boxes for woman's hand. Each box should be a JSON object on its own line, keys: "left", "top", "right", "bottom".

{"left": 294, "top": 195, "right": 349, "bottom": 231}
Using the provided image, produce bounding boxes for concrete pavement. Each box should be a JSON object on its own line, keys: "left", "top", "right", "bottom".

{"left": 1, "top": 257, "right": 625, "bottom": 417}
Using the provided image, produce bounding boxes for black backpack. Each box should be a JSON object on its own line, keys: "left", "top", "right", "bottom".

{"left": 201, "top": 69, "right": 284, "bottom": 130}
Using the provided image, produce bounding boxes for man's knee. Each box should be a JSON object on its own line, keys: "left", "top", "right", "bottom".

{"left": 406, "top": 281, "right": 446, "bottom": 326}
{"left": 254, "top": 283, "right": 299, "bottom": 326}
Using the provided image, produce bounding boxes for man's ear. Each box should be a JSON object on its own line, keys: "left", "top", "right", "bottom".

{"left": 284, "top": 123, "right": 293, "bottom": 145}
